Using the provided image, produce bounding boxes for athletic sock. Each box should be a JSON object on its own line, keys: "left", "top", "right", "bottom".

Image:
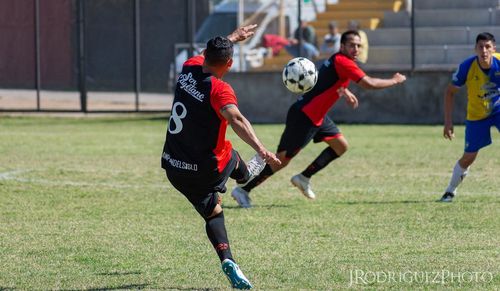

{"left": 242, "top": 164, "right": 274, "bottom": 192}
{"left": 301, "top": 147, "right": 339, "bottom": 178}
{"left": 230, "top": 159, "right": 250, "bottom": 184}
{"left": 445, "top": 161, "right": 469, "bottom": 194}
{"left": 205, "top": 212, "right": 233, "bottom": 262}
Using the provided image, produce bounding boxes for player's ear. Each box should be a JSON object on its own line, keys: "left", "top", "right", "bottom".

{"left": 227, "top": 58, "right": 233, "bottom": 69}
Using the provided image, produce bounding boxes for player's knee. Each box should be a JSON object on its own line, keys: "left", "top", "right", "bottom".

{"left": 197, "top": 194, "right": 223, "bottom": 220}
{"left": 207, "top": 203, "right": 223, "bottom": 219}
{"left": 333, "top": 141, "right": 348, "bottom": 156}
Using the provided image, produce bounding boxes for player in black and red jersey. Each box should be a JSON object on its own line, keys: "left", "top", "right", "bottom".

{"left": 161, "top": 25, "right": 280, "bottom": 289}
{"left": 231, "top": 30, "right": 407, "bottom": 207}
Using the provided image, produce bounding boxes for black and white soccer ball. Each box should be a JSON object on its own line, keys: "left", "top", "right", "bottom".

{"left": 282, "top": 57, "right": 318, "bottom": 94}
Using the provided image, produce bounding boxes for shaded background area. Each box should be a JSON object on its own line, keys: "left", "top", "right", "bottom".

{"left": 0, "top": 0, "right": 72, "bottom": 89}
{"left": 0, "top": 0, "right": 210, "bottom": 92}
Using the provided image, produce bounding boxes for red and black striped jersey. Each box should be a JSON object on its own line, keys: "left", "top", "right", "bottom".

{"left": 162, "top": 55, "right": 237, "bottom": 178}
{"left": 297, "top": 53, "right": 365, "bottom": 126}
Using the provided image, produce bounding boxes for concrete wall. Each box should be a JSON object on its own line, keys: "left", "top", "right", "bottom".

{"left": 225, "top": 70, "right": 467, "bottom": 125}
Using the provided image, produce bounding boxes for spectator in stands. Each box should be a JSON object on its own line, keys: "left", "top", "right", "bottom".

{"left": 285, "top": 20, "right": 319, "bottom": 60}
{"left": 262, "top": 34, "right": 290, "bottom": 57}
{"left": 320, "top": 21, "right": 341, "bottom": 55}
{"left": 294, "top": 20, "right": 317, "bottom": 46}
{"left": 348, "top": 20, "right": 369, "bottom": 63}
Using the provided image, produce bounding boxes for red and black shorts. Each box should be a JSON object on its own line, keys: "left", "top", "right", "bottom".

{"left": 165, "top": 149, "right": 246, "bottom": 218}
{"left": 277, "top": 105, "right": 342, "bottom": 158}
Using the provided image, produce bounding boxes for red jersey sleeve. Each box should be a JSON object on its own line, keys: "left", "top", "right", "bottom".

{"left": 335, "top": 54, "right": 366, "bottom": 82}
{"left": 183, "top": 55, "right": 205, "bottom": 66}
{"left": 210, "top": 79, "right": 238, "bottom": 113}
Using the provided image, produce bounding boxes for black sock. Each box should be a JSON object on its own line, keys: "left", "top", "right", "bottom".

{"left": 302, "top": 147, "right": 339, "bottom": 178}
{"left": 242, "top": 164, "right": 274, "bottom": 192}
{"left": 205, "top": 212, "right": 233, "bottom": 262}
{"left": 230, "top": 158, "right": 250, "bottom": 184}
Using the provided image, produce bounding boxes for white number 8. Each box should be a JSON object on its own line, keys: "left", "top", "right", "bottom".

{"left": 168, "top": 102, "right": 187, "bottom": 134}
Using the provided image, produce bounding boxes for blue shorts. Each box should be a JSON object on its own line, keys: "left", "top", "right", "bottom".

{"left": 464, "top": 113, "right": 500, "bottom": 152}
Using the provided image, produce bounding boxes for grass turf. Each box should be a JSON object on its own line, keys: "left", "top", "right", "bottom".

{"left": 0, "top": 116, "right": 498, "bottom": 290}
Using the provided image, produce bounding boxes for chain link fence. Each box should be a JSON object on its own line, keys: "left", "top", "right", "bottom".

{"left": 0, "top": 0, "right": 210, "bottom": 112}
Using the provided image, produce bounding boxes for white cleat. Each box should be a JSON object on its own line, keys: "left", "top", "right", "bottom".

{"left": 291, "top": 174, "right": 316, "bottom": 199}
{"left": 240, "top": 154, "right": 266, "bottom": 187}
{"left": 231, "top": 154, "right": 266, "bottom": 208}
{"left": 231, "top": 186, "right": 252, "bottom": 208}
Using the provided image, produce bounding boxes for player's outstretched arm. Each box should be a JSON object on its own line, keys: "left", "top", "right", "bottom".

{"left": 443, "top": 84, "right": 459, "bottom": 140}
{"left": 357, "top": 73, "right": 406, "bottom": 89}
{"left": 227, "top": 24, "right": 258, "bottom": 43}
{"left": 220, "top": 104, "right": 281, "bottom": 166}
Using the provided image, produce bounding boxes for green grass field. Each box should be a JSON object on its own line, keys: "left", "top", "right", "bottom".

{"left": 0, "top": 116, "right": 498, "bottom": 290}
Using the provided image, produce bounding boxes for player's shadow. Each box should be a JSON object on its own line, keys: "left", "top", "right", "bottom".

{"left": 60, "top": 283, "right": 149, "bottom": 291}
{"left": 96, "top": 271, "right": 142, "bottom": 276}
{"left": 223, "top": 204, "right": 291, "bottom": 209}
{"left": 162, "top": 288, "right": 222, "bottom": 291}
{"left": 332, "top": 199, "right": 499, "bottom": 205}
{"left": 60, "top": 272, "right": 146, "bottom": 291}
{"left": 333, "top": 200, "right": 432, "bottom": 205}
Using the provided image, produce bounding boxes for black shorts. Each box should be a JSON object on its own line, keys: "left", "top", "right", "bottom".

{"left": 165, "top": 149, "right": 243, "bottom": 218}
{"left": 277, "top": 105, "right": 341, "bottom": 158}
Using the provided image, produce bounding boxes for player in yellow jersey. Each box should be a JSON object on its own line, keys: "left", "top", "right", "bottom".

{"left": 440, "top": 32, "right": 500, "bottom": 202}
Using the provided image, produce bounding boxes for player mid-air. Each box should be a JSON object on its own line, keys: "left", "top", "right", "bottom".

{"left": 232, "top": 30, "right": 407, "bottom": 208}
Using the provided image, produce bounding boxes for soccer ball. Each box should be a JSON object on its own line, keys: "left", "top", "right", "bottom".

{"left": 282, "top": 57, "right": 318, "bottom": 94}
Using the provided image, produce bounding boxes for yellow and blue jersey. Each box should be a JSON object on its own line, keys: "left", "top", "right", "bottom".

{"left": 452, "top": 53, "right": 500, "bottom": 120}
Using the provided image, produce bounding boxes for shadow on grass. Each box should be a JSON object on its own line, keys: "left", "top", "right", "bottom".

{"left": 332, "top": 199, "right": 499, "bottom": 205}
{"left": 0, "top": 287, "right": 15, "bottom": 291}
{"left": 97, "top": 271, "right": 141, "bottom": 276}
{"left": 162, "top": 288, "right": 222, "bottom": 291}
{"left": 223, "top": 204, "right": 291, "bottom": 209}
{"left": 61, "top": 284, "right": 148, "bottom": 291}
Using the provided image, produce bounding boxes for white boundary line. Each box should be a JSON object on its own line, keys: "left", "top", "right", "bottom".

{"left": 0, "top": 169, "right": 169, "bottom": 190}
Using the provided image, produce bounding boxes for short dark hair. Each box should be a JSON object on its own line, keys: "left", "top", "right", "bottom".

{"left": 340, "top": 30, "right": 360, "bottom": 44}
{"left": 204, "top": 36, "right": 233, "bottom": 66}
{"left": 476, "top": 32, "right": 496, "bottom": 44}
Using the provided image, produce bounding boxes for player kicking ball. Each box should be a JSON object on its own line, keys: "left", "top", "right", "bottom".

{"left": 161, "top": 24, "right": 280, "bottom": 289}
{"left": 232, "top": 30, "right": 406, "bottom": 207}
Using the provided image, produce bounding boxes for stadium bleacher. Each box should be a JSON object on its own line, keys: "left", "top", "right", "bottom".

{"left": 253, "top": 0, "right": 500, "bottom": 71}
{"left": 371, "top": 0, "right": 500, "bottom": 69}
